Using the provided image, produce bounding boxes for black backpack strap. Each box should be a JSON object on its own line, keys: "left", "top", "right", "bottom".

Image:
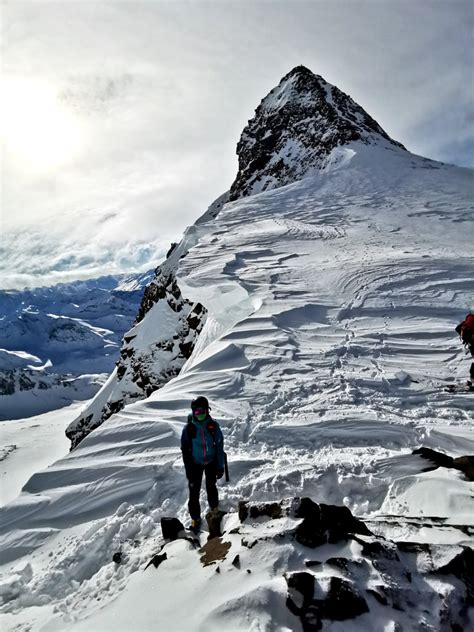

{"left": 186, "top": 415, "right": 197, "bottom": 440}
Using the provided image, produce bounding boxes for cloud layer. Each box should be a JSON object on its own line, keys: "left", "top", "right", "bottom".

{"left": 2, "top": 1, "right": 472, "bottom": 288}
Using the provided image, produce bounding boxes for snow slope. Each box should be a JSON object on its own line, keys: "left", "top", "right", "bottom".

{"left": 0, "top": 403, "right": 80, "bottom": 506}
{"left": 0, "top": 139, "right": 473, "bottom": 631}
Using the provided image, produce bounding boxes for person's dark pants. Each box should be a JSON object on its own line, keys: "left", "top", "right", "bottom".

{"left": 187, "top": 463, "right": 218, "bottom": 520}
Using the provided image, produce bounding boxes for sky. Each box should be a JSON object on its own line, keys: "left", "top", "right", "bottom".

{"left": 1, "top": 0, "right": 473, "bottom": 290}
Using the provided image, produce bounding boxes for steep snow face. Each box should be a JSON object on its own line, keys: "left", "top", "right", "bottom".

{"left": 229, "top": 65, "right": 405, "bottom": 200}
{"left": 0, "top": 141, "right": 473, "bottom": 631}
{"left": 0, "top": 273, "right": 151, "bottom": 419}
{"left": 64, "top": 195, "right": 230, "bottom": 447}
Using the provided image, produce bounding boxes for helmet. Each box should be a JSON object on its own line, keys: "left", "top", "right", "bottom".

{"left": 191, "top": 396, "right": 209, "bottom": 410}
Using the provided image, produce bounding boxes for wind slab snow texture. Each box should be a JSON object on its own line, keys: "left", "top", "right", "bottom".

{"left": 1, "top": 140, "right": 473, "bottom": 631}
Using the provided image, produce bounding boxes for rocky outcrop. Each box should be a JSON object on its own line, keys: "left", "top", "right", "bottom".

{"left": 145, "top": 496, "right": 472, "bottom": 631}
{"left": 66, "top": 265, "right": 207, "bottom": 448}
{"left": 413, "top": 446, "right": 474, "bottom": 480}
{"left": 229, "top": 65, "right": 404, "bottom": 200}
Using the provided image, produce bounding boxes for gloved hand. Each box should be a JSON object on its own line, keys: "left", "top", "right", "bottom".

{"left": 216, "top": 468, "right": 224, "bottom": 480}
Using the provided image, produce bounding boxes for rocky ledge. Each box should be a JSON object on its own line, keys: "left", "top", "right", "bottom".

{"left": 147, "top": 497, "right": 472, "bottom": 631}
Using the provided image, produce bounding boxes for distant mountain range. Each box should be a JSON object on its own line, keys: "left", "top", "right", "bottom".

{"left": 0, "top": 270, "right": 153, "bottom": 419}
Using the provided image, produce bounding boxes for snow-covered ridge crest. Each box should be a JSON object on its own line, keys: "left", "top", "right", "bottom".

{"left": 229, "top": 65, "right": 405, "bottom": 199}
{"left": 65, "top": 66, "right": 405, "bottom": 448}
{"left": 65, "top": 193, "right": 228, "bottom": 448}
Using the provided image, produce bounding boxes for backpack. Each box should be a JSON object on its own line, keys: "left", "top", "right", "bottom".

{"left": 456, "top": 314, "right": 474, "bottom": 345}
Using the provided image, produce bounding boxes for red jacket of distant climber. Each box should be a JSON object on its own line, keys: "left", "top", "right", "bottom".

{"left": 456, "top": 313, "right": 474, "bottom": 347}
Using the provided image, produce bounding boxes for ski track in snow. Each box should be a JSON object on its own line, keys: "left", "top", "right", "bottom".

{"left": 0, "top": 144, "right": 473, "bottom": 630}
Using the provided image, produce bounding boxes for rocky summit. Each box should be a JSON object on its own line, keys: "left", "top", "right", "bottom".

{"left": 229, "top": 65, "right": 405, "bottom": 200}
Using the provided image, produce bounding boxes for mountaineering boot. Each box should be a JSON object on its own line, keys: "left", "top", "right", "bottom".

{"left": 190, "top": 518, "right": 202, "bottom": 533}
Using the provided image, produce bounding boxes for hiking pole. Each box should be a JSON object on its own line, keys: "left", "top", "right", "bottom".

{"left": 224, "top": 452, "right": 230, "bottom": 482}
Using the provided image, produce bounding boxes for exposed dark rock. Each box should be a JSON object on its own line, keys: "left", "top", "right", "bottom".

{"left": 66, "top": 264, "right": 208, "bottom": 449}
{"left": 112, "top": 551, "right": 122, "bottom": 564}
{"left": 116, "top": 364, "right": 126, "bottom": 380}
{"left": 229, "top": 65, "right": 404, "bottom": 201}
{"left": 367, "top": 587, "right": 388, "bottom": 606}
{"left": 413, "top": 447, "right": 454, "bottom": 469}
{"left": 232, "top": 554, "right": 241, "bottom": 569}
{"left": 318, "top": 577, "right": 369, "bottom": 620}
{"left": 206, "top": 509, "right": 227, "bottom": 540}
{"left": 396, "top": 541, "right": 431, "bottom": 555}
{"left": 285, "top": 571, "right": 315, "bottom": 613}
{"left": 239, "top": 500, "right": 283, "bottom": 522}
{"left": 355, "top": 537, "right": 400, "bottom": 561}
{"left": 146, "top": 552, "right": 167, "bottom": 570}
{"left": 161, "top": 517, "right": 185, "bottom": 541}
{"left": 325, "top": 557, "right": 349, "bottom": 571}
{"left": 433, "top": 547, "right": 474, "bottom": 605}
{"left": 453, "top": 456, "right": 474, "bottom": 480}
{"left": 294, "top": 498, "right": 371, "bottom": 548}
{"left": 166, "top": 242, "right": 178, "bottom": 258}
{"left": 179, "top": 340, "right": 194, "bottom": 359}
{"left": 410, "top": 448, "right": 474, "bottom": 481}
{"left": 295, "top": 497, "right": 320, "bottom": 519}
{"left": 19, "top": 373, "right": 35, "bottom": 391}
{"left": 286, "top": 572, "right": 367, "bottom": 629}
{"left": 300, "top": 604, "right": 323, "bottom": 631}
{"left": 0, "top": 375, "right": 15, "bottom": 395}
{"left": 238, "top": 500, "right": 249, "bottom": 522}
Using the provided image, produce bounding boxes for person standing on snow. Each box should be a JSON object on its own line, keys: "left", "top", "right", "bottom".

{"left": 455, "top": 313, "right": 474, "bottom": 388}
{"left": 181, "top": 396, "right": 225, "bottom": 532}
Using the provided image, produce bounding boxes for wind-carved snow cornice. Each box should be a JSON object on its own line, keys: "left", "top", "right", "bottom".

{"left": 229, "top": 65, "right": 405, "bottom": 200}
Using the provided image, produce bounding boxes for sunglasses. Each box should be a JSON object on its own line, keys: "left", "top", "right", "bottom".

{"left": 193, "top": 408, "right": 207, "bottom": 415}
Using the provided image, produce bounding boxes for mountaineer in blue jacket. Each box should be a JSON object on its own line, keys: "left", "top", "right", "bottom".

{"left": 181, "top": 396, "right": 225, "bottom": 532}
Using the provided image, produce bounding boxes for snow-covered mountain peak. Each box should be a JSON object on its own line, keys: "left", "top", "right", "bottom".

{"left": 229, "top": 65, "right": 405, "bottom": 200}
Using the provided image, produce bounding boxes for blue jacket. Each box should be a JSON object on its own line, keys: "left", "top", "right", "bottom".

{"left": 181, "top": 414, "right": 225, "bottom": 475}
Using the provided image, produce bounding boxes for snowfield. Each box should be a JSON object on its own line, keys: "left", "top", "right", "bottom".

{"left": 1, "top": 140, "right": 473, "bottom": 631}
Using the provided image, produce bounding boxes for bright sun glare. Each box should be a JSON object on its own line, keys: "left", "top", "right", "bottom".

{"left": 1, "top": 79, "right": 83, "bottom": 171}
